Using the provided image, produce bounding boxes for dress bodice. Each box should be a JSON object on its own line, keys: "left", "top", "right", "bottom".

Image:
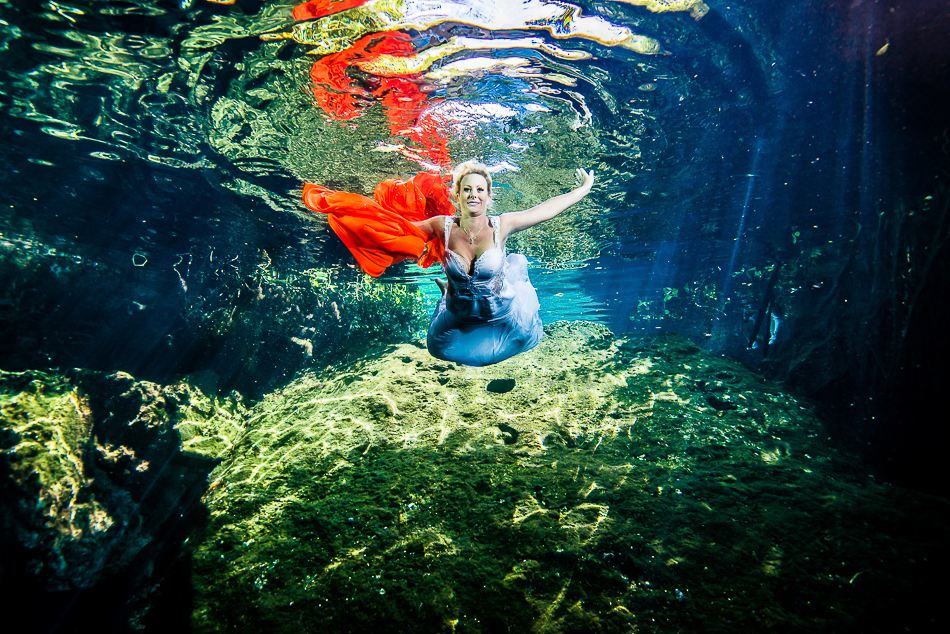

{"left": 442, "top": 216, "right": 516, "bottom": 321}
{"left": 428, "top": 215, "right": 543, "bottom": 366}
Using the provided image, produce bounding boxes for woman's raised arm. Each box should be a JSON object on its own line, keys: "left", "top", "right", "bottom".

{"left": 501, "top": 168, "right": 595, "bottom": 236}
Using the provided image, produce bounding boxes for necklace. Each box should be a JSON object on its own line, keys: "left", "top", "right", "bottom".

{"left": 460, "top": 218, "right": 486, "bottom": 244}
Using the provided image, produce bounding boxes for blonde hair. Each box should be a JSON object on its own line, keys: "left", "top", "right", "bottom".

{"left": 451, "top": 160, "right": 492, "bottom": 201}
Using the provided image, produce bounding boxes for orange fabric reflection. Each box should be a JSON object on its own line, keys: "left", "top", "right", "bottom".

{"left": 378, "top": 78, "right": 451, "bottom": 166}
{"left": 307, "top": 31, "right": 450, "bottom": 166}
{"left": 292, "top": 0, "right": 370, "bottom": 21}
{"left": 309, "top": 31, "right": 416, "bottom": 121}
{"left": 302, "top": 173, "right": 455, "bottom": 277}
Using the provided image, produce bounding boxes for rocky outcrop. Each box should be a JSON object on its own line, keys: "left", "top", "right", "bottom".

{"left": 186, "top": 322, "right": 950, "bottom": 633}
{"left": 0, "top": 369, "right": 243, "bottom": 602}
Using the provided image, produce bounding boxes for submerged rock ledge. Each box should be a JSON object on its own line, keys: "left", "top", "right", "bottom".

{"left": 0, "top": 367, "right": 244, "bottom": 629}
{"left": 186, "top": 322, "right": 947, "bottom": 633}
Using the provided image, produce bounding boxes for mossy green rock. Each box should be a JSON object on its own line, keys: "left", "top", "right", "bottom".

{"left": 0, "top": 369, "right": 244, "bottom": 591}
{"left": 190, "top": 322, "right": 948, "bottom": 633}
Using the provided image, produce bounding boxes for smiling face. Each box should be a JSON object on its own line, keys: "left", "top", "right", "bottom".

{"left": 460, "top": 173, "right": 490, "bottom": 215}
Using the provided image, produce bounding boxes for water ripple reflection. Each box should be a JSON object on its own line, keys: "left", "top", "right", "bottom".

{"left": 1, "top": 0, "right": 770, "bottom": 322}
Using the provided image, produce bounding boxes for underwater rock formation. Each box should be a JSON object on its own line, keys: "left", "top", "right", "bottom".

{"left": 0, "top": 369, "right": 243, "bottom": 594}
{"left": 186, "top": 322, "right": 948, "bottom": 633}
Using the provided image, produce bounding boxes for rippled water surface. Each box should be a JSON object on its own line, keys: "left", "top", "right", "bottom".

{"left": 2, "top": 0, "right": 872, "bottom": 391}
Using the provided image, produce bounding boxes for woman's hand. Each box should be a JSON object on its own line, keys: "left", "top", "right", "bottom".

{"left": 575, "top": 168, "right": 595, "bottom": 194}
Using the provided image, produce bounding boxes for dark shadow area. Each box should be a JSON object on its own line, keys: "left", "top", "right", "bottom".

{"left": 0, "top": 461, "right": 210, "bottom": 634}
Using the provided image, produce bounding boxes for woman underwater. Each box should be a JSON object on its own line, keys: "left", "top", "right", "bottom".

{"left": 302, "top": 161, "right": 594, "bottom": 366}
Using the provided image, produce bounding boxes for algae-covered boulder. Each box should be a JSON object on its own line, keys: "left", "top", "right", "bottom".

{"left": 188, "top": 322, "right": 949, "bottom": 633}
{"left": 0, "top": 369, "right": 244, "bottom": 592}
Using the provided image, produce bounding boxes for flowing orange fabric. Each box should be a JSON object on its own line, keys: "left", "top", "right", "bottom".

{"left": 292, "top": 0, "right": 370, "bottom": 21}
{"left": 303, "top": 173, "right": 454, "bottom": 277}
